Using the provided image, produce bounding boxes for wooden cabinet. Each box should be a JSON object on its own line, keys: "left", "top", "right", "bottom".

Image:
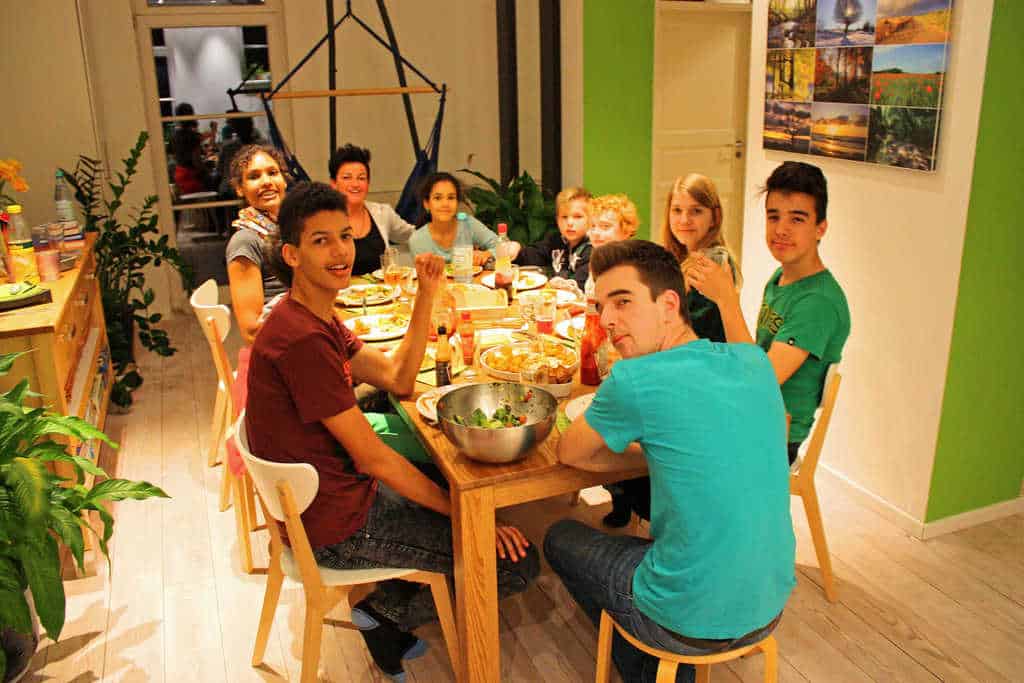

{"left": 0, "top": 235, "right": 113, "bottom": 485}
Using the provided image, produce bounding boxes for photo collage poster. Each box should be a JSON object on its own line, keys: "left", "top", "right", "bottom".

{"left": 764, "top": 0, "right": 953, "bottom": 171}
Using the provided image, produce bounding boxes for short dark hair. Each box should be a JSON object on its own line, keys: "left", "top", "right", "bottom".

{"left": 762, "top": 161, "right": 828, "bottom": 223}
{"left": 328, "top": 143, "right": 372, "bottom": 181}
{"left": 589, "top": 240, "right": 691, "bottom": 326}
{"left": 269, "top": 182, "right": 348, "bottom": 287}
{"left": 419, "top": 171, "right": 465, "bottom": 206}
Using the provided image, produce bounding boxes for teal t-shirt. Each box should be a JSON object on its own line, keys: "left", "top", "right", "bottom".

{"left": 584, "top": 340, "right": 796, "bottom": 638}
{"left": 407, "top": 215, "right": 499, "bottom": 262}
{"left": 755, "top": 268, "right": 850, "bottom": 443}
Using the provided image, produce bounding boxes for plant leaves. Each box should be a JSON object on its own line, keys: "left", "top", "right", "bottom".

{"left": 0, "top": 584, "right": 31, "bottom": 636}
{"left": 0, "top": 352, "right": 27, "bottom": 376}
{"left": 17, "top": 533, "right": 63, "bottom": 640}
{"left": 47, "top": 505, "right": 86, "bottom": 572}
{"left": 86, "top": 479, "right": 169, "bottom": 504}
{"left": 33, "top": 415, "right": 117, "bottom": 449}
{"left": 3, "top": 458, "right": 49, "bottom": 523}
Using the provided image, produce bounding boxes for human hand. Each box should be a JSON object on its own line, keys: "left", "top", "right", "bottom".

{"left": 508, "top": 241, "right": 522, "bottom": 260}
{"left": 414, "top": 253, "right": 445, "bottom": 297}
{"left": 495, "top": 525, "right": 531, "bottom": 562}
{"left": 684, "top": 254, "right": 735, "bottom": 304}
{"left": 472, "top": 249, "right": 492, "bottom": 267}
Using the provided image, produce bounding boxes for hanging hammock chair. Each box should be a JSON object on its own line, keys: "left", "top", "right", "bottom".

{"left": 228, "top": 0, "right": 447, "bottom": 224}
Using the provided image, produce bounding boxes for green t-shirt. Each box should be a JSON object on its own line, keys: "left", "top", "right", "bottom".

{"left": 756, "top": 268, "right": 850, "bottom": 443}
{"left": 584, "top": 340, "right": 795, "bottom": 638}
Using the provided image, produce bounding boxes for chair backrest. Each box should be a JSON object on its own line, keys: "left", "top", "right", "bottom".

{"left": 798, "top": 367, "right": 842, "bottom": 478}
{"left": 190, "top": 279, "right": 235, "bottom": 395}
{"left": 234, "top": 412, "right": 320, "bottom": 522}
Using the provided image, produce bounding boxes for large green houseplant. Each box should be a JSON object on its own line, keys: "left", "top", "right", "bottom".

{"left": 0, "top": 351, "right": 169, "bottom": 681}
{"left": 63, "top": 132, "right": 193, "bottom": 409}
{"left": 458, "top": 168, "right": 557, "bottom": 246}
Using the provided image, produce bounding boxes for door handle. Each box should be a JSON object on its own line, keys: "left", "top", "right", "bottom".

{"left": 735, "top": 139, "right": 745, "bottom": 159}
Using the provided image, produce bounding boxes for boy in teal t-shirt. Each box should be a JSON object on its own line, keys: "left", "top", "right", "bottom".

{"left": 547, "top": 241, "right": 794, "bottom": 683}
{"left": 687, "top": 161, "right": 850, "bottom": 464}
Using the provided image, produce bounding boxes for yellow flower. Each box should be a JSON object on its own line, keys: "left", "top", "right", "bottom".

{"left": 0, "top": 158, "right": 29, "bottom": 193}
{"left": 0, "top": 160, "right": 12, "bottom": 182}
{"left": 12, "top": 177, "right": 29, "bottom": 193}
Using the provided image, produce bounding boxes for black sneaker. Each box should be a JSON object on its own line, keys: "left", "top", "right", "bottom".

{"left": 353, "top": 602, "right": 426, "bottom": 682}
{"left": 602, "top": 496, "right": 633, "bottom": 528}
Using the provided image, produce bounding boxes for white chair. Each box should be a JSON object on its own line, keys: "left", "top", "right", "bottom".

{"left": 190, "top": 279, "right": 259, "bottom": 573}
{"left": 790, "top": 365, "right": 842, "bottom": 602}
{"left": 233, "top": 414, "right": 460, "bottom": 683}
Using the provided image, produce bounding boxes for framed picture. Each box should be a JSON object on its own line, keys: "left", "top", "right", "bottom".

{"left": 763, "top": 0, "right": 953, "bottom": 171}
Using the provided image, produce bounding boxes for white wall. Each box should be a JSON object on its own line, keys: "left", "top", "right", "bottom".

{"left": 741, "top": 1, "right": 994, "bottom": 522}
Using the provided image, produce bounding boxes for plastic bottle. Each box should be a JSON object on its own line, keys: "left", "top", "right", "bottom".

{"left": 493, "top": 222, "right": 515, "bottom": 296}
{"left": 5, "top": 205, "right": 38, "bottom": 283}
{"left": 452, "top": 212, "right": 474, "bottom": 284}
{"left": 429, "top": 278, "right": 455, "bottom": 342}
{"left": 435, "top": 325, "right": 452, "bottom": 386}
{"left": 579, "top": 297, "right": 606, "bottom": 386}
{"left": 54, "top": 170, "right": 75, "bottom": 222}
{"left": 458, "top": 310, "right": 475, "bottom": 366}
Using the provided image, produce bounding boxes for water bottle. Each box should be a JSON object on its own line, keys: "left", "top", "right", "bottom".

{"left": 6, "top": 205, "right": 38, "bottom": 283}
{"left": 54, "top": 170, "right": 75, "bottom": 222}
{"left": 452, "top": 212, "right": 474, "bottom": 284}
{"left": 493, "top": 223, "right": 516, "bottom": 296}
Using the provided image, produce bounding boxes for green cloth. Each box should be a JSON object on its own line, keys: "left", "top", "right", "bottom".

{"left": 755, "top": 268, "right": 850, "bottom": 443}
{"left": 584, "top": 340, "right": 795, "bottom": 638}
{"left": 365, "top": 412, "right": 430, "bottom": 463}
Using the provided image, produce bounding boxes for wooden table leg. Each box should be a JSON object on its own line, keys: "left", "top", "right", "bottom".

{"left": 451, "top": 485, "right": 499, "bottom": 683}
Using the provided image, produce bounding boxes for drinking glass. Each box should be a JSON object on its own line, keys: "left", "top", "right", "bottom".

{"left": 535, "top": 290, "right": 557, "bottom": 336}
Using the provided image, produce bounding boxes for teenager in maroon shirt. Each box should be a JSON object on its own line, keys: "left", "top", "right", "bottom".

{"left": 245, "top": 182, "right": 539, "bottom": 680}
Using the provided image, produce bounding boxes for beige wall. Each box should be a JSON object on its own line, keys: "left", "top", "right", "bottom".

{"left": 0, "top": 0, "right": 99, "bottom": 226}
{"left": 741, "top": 1, "right": 994, "bottom": 522}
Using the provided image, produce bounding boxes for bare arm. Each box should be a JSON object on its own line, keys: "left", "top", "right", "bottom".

{"left": 323, "top": 406, "right": 451, "bottom": 516}
{"left": 349, "top": 254, "right": 445, "bottom": 396}
{"left": 557, "top": 414, "right": 647, "bottom": 473}
{"left": 227, "top": 257, "right": 265, "bottom": 344}
{"left": 766, "top": 341, "right": 810, "bottom": 385}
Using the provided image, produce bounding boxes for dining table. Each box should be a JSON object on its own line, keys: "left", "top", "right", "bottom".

{"left": 337, "top": 272, "right": 647, "bottom": 682}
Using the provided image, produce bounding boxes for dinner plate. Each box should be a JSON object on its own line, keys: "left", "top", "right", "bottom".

{"left": 337, "top": 283, "right": 395, "bottom": 307}
{"left": 371, "top": 267, "right": 417, "bottom": 281}
{"left": 554, "top": 289, "right": 581, "bottom": 307}
{"left": 479, "top": 271, "right": 548, "bottom": 291}
{"left": 444, "top": 264, "right": 483, "bottom": 278}
{"left": 564, "top": 393, "right": 595, "bottom": 422}
{"left": 555, "top": 316, "right": 585, "bottom": 341}
{"left": 343, "top": 313, "right": 409, "bottom": 341}
{"left": 416, "top": 384, "right": 460, "bottom": 422}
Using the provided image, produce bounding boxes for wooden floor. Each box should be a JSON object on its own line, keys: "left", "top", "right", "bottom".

{"left": 24, "top": 314, "right": 1024, "bottom": 682}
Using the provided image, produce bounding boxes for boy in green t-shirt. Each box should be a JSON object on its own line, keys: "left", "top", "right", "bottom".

{"left": 688, "top": 161, "right": 850, "bottom": 464}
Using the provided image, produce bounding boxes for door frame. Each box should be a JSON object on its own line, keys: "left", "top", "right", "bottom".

{"left": 133, "top": 7, "right": 292, "bottom": 254}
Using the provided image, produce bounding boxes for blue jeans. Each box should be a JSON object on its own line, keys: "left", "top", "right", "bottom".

{"left": 544, "top": 519, "right": 780, "bottom": 683}
{"left": 314, "top": 482, "right": 540, "bottom": 632}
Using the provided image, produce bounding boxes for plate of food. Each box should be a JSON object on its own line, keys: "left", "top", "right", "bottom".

{"left": 343, "top": 313, "right": 410, "bottom": 341}
{"left": 444, "top": 264, "right": 483, "bottom": 278}
{"left": 416, "top": 384, "right": 461, "bottom": 422}
{"left": 479, "top": 341, "right": 579, "bottom": 383}
{"left": 564, "top": 393, "right": 595, "bottom": 422}
{"left": 553, "top": 289, "right": 581, "bottom": 307}
{"left": 555, "top": 316, "right": 585, "bottom": 341}
{"left": 337, "top": 283, "right": 395, "bottom": 307}
{"left": 479, "top": 271, "right": 548, "bottom": 291}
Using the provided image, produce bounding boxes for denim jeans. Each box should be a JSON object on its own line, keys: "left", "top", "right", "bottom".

{"left": 314, "top": 481, "right": 540, "bottom": 632}
{"left": 544, "top": 519, "right": 780, "bottom": 683}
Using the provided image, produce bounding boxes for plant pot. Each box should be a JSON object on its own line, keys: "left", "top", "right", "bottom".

{"left": 106, "top": 302, "right": 136, "bottom": 367}
{"left": 1, "top": 591, "right": 40, "bottom": 683}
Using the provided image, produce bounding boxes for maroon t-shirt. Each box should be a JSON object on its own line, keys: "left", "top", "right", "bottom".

{"left": 245, "top": 295, "right": 377, "bottom": 548}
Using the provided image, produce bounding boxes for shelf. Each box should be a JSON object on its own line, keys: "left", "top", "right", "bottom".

{"left": 69, "top": 326, "right": 102, "bottom": 419}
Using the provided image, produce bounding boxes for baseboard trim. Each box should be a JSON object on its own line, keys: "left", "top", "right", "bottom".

{"left": 818, "top": 463, "right": 1024, "bottom": 539}
{"left": 921, "top": 496, "right": 1024, "bottom": 539}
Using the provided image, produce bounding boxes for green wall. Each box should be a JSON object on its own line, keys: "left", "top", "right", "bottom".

{"left": 582, "top": 0, "right": 655, "bottom": 240}
{"left": 926, "top": 0, "right": 1024, "bottom": 522}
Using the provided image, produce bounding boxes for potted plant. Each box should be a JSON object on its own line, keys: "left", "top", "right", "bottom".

{"left": 62, "top": 132, "right": 193, "bottom": 409}
{"left": 458, "top": 168, "right": 557, "bottom": 246}
{"left": 0, "top": 350, "right": 169, "bottom": 681}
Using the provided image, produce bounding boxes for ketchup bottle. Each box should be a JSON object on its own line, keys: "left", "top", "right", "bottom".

{"left": 579, "top": 298, "right": 605, "bottom": 386}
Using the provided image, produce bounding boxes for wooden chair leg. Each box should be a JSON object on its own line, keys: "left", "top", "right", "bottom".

{"left": 760, "top": 635, "right": 778, "bottom": 683}
{"left": 427, "top": 575, "right": 460, "bottom": 674}
{"left": 208, "top": 386, "right": 227, "bottom": 467}
{"left": 300, "top": 601, "right": 325, "bottom": 683}
{"left": 219, "top": 459, "right": 234, "bottom": 512}
{"left": 595, "top": 611, "right": 614, "bottom": 683}
{"left": 243, "top": 472, "right": 260, "bottom": 532}
{"left": 801, "top": 485, "right": 837, "bottom": 602}
{"left": 694, "top": 663, "right": 711, "bottom": 683}
{"left": 657, "top": 660, "right": 681, "bottom": 683}
{"left": 252, "top": 561, "right": 284, "bottom": 666}
{"left": 233, "top": 473, "right": 254, "bottom": 573}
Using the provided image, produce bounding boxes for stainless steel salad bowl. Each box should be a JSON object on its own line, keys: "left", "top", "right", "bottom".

{"left": 436, "top": 382, "right": 558, "bottom": 464}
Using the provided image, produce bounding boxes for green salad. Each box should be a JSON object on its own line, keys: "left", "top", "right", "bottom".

{"left": 453, "top": 404, "right": 528, "bottom": 429}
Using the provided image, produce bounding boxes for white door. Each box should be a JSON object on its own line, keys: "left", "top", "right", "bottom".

{"left": 651, "top": 3, "right": 751, "bottom": 264}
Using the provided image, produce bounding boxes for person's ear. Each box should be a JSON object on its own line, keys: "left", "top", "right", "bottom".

{"left": 282, "top": 242, "right": 300, "bottom": 268}
{"left": 659, "top": 288, "right": 681, "bottom": 319}
{"left": 816, "top": 219, "right": 828, "bottom": 242}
